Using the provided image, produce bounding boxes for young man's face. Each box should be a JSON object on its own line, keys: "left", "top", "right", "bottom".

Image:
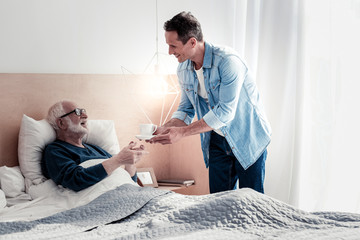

{"left": 165, "top": 31, "right": 194, "bottom": 63}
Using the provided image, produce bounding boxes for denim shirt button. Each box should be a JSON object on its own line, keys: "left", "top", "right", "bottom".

{"left": 211, "top": 106, "right": 214, "bottom": 109}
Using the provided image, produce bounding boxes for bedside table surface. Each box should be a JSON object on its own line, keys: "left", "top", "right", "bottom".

{"left": 157, "top": 185, "right": 186, "bottom": 191}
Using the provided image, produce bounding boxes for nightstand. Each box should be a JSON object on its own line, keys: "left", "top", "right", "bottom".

{"left": 157, "top": 185, "right": 195, "bottom": 193}
{"left": 157, "top": 185, "right": 185, "bottom": 191}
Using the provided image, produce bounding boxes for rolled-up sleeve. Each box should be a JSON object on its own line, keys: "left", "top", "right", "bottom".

{"left": 171, "top": 111, "right": 193, "bottom": 125}
{"left": 203, "top": 110, "right": 224, "bottom": 130}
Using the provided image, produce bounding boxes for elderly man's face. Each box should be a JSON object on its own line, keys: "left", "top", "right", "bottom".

{"left": 62, "top": 102, "right": 88, "bottom": 136}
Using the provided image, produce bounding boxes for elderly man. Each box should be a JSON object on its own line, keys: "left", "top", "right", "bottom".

{"left": 41, "top": 100, "right": 146, "bottom": 192}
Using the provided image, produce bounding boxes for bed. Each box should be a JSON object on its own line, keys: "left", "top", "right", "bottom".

{"left": 3, "top": 183, "right": 360, "bottom": 240}
{"left": 1, "top": 115, "right": 360, "bottom": 239}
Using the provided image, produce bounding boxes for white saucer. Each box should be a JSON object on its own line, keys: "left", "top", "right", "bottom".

{"left": 136, "top": 135, "right": 154, "bottom": 140}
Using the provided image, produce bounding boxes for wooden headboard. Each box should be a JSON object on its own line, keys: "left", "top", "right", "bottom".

{"left": 0, "top": 73, "right": 170, "bottom": 166}
{"left": 0, "top": 73, "right": 208, "bottom": 194}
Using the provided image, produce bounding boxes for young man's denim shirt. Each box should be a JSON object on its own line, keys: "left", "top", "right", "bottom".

{"left": 171, "top": 42, "right": 272, "bottom": 170}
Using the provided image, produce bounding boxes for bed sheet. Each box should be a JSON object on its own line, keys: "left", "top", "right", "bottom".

{"left": 1, "top": 184, "right": 360, "bottom": 240}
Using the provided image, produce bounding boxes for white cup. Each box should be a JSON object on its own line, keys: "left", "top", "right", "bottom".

{"left": 140, "top": 123, "right": 157, "bottom": 136}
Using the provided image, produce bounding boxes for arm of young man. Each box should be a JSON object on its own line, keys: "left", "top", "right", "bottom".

{"left": 150, "top": 55, "right": 246, "bottom": 145}
{"left": 149, "top": 118, "right": 212, "bottom": 145}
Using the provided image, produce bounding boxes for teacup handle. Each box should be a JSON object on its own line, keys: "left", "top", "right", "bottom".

{"left": 152, "top": 125, "right": 157, "bottom": 134}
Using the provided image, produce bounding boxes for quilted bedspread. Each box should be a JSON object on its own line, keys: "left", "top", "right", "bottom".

{"left": 1, "top": 184, "right": 360, "bottom": 240}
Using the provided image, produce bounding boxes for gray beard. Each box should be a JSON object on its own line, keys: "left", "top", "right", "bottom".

{"left": 66, "top": 119, "right": 88, "bottom": 136}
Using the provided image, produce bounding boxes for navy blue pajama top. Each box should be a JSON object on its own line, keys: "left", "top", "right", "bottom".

{"left": 41, "top": 139, "right": 135, "bottom": 192}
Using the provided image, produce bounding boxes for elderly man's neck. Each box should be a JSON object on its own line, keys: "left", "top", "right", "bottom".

{"left": 57, "top": 133, "right": 86, "bottom": 148}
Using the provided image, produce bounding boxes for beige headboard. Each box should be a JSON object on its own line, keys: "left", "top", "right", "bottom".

{"left": 0, "top": 73, "right": 208, "bottom": 194}
{"left": 0, "top": 73, "right": 171, "bottom": 166}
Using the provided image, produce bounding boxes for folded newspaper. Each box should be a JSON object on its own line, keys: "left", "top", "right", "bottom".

{"left": 157, "top": 179, "right": 195, "bottom": 187}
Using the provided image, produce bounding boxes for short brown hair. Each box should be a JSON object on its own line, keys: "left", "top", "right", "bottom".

{"left": 164, "top": 11, "right": 203, "bottom": 44}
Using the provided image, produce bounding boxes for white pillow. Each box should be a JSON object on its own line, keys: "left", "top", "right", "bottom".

{"left": 83, "top": 120, "right": 120, "bottom": 155}
{"left": 18, "top": 115, "right": 56, "bottom": 187}
{"left": 27, "top": 179, "right": 59, "bottom": 200}
{"left": 0, "top": 189, "right": 6, "bottom": 208}
{"left": 18, "top": 114, "right": 120, "bottom": 191}
{"left": 0, "top": 166, "right": 25, "bottom": 198}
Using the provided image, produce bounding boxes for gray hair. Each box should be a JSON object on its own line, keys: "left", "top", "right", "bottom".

{"left": 47, "top": 101, "right": 66, "bottom": 130}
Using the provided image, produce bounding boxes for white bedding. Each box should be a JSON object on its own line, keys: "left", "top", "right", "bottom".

{"left": 0, "top": 161, "right": 137, "bottom": 222}
{"left": 0, "top": 190, "right": 6, "bottom": 209}
{"left": 0, "top": 118, "right": 132, "bottom": 222}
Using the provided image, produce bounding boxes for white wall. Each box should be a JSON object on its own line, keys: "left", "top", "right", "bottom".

{"left": 0, "top": 0, "right": 236, "bottom": 74}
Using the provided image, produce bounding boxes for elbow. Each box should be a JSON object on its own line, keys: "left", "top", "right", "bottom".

{"left": 65, "top": 184, "right": 84, "bottom": 192}
{"left": 70, "top": 185, "right": 86, "bottom": 192}
{"left": 214, "top": 106, "right": 236, "bottom": 125}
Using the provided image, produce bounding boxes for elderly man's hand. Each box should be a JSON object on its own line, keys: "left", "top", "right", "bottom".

{"left": 102, "top": 141, "right": 148, "bottom": 175}
{"left": 116, "top": 141, "right": 148, "bottom": 165}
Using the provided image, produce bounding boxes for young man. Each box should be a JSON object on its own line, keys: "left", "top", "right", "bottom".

{"left": 150, "top": 12, "right": 271, "bottom": 194}
{"left": 42, "top": 100, "right": 147, "bottom": 191}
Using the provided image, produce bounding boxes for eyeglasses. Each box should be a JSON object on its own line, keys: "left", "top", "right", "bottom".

{"left": 59, "top": 108, "right": 86, "bottom": 118}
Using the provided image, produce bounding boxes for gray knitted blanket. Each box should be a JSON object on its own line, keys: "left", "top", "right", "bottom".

{"left": 1, "top": 184, "right": 360, "bottom": 240}
{"left": 0, "top": 184, "right": 170, "bottom": 238}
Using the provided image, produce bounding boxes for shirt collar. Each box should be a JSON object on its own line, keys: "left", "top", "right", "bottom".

{"left": 185, "top": 42, "right": 213, "bottom": 70}
{"left": 202, "top": 42, "right": 213, "bottom": 69}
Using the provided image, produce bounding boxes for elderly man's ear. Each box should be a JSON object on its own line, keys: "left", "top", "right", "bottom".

{"left": 56, "top": 118, "right": 67, "bottom": 130}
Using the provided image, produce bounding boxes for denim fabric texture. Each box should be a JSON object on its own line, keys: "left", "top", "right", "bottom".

{"left": 172, "top": 42, "right": 272, "bottom": 169}
{"left": 209, "top": 131, "right": 267, "bottom": 193}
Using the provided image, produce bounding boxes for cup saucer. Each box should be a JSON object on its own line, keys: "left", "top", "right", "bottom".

{"left": 136, "top": 135, "right": 154, "bottom": 140}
